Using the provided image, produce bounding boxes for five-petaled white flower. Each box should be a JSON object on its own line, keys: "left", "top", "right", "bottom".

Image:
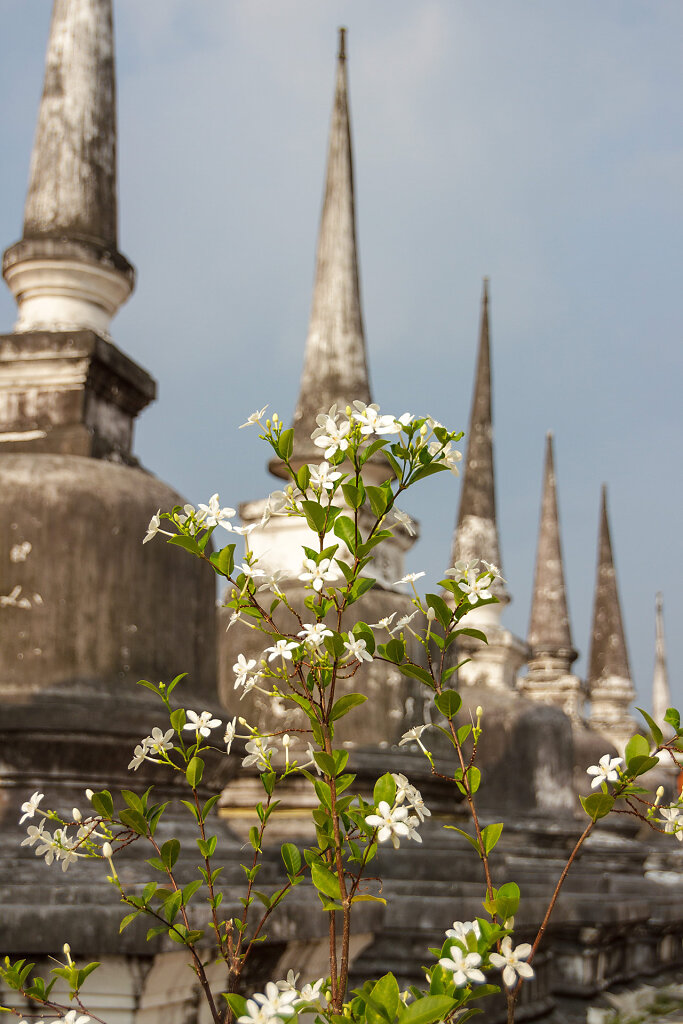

{"left": 446, "top": 919, "right": 482, "bottom": 943}
{"left": 482, "top": 560, "right": 506, "bottom": 582}
{"left": 343, "top": 637, "right": 373, "bottom": 663}
{"left": 242, "top": 739, "right": 275, "bottom": 773}
{"left": 234, "top": 653, "right": 257, "bottom": 687}
{"left": 390, "top": 610, "right": 420, "bottom": 634}
{"left": 128, "top": 741, "right": 149, "bottom": 770}
{"left": 198, "top": 494, "right": 236, "bottom": 529}
{"left": 143, "top": 511, "right": 162, "bottom": 544}
{"left": 146, "top": 727, "right": 174, "bottom": 755}
{"left": 298, "top": 622, "right": 333, "bottom": 648}
{"left": 660, "top": 805, "right": 683, "bottom": 841}
{"left": 19, "top": 790, "right": 44, "bottom": 824}
{"left": 395, "top": 572, "right": 426, "bottom": 585}
{"left": 438, "top": 945, "right": 486, "bottom": 987}
{"left": 489, "top": 936, "right": 534, "bottom": 988}
{"left": 239, "top": 405, "right": 269, "bottom": 429}
{"left": 237, "top": 562, "right": 266, "bottom": 581}
{"left": 586, "top": 754, "right": 623, "bottom": 789}
{"left": 264, "top": 639, "right": 300, "bottom": 663}
{"left": 58, "top": 1011, "right": 91, "bottom": 1024}
{"left": 444, "top": 559, "right": 479, "bottom": 582}
{"left": 460, "top": 570, "right": 492, "bottom": 604}
{"left": 308, "top": 462, "right": 342, "bottom": 492}
{"left": 365, "top": 801, "right": 410, "bottom": 849}
{"left": 392, "top": 508, "right": 416, "bottom": 536}
{"left": 183, "top": 710, "right": 222, "bottom": 738}
{"left": 351, "top": 401, "right": 398, "bottom": 435}
{"left": 21, "top": 821, "right": 45, "bottom": 848}
{"left": 398, "top": 724, "right": 431, "bottom": 754}
{"left": 312, "top": 408, "right": 351, "bottom": 459}
{"left": 298, "top": 557, "right": 338, "bottom": 592}
{"left": 224, "top": 717, "right": 237, "bottom": 754}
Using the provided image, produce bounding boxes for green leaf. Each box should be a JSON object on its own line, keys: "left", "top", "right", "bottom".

{"left": 456, "top": 724, "right": 472, "bottom": 744}
{"left": 310, "top": 860, "right": 342, "bottom": 899}
{"left": 373, "top": 772, "right": 396, "bottom": 808}
{"left": 314, "top": 751, "right": 337, "bottom": 777}
{"left": 297, "top": 464, "right": 311, "bottom": 492}
{"left": 366, "top": 485, "right": 389, "bottom": 518}
{"left": 168, "top": 534, "right": 201, "bottom": 556}
{"left": 301, "top": 500, "right": 327, "bottom": 535}
{"left": 223, "top": 994, "right": 248, "bottom": 1019}
{"left": 426, "top": 594, "right": 452, "bottom": 629}
{"left": 400, "top": 995, "right": 457, "bottom": 1024}
{"left": 481, "top": 822, "right": 504, "bottom": 855}
{"left": 281, "top": 843, "right": 301, "bottom": 876}
{"left": 495, "top": 881, "right": 521, "bottom": 920}
{"left": 167, "top": 672, "right": 187, "bottom": 697}
{"left": 467, "top": 766, "right": 481, "bottom": 793}
{"left": 627, "top": 755, "right": 660, "bottom": 778}
{"left": 90, "top": 789, "right": 113, "bottom": 820}
{"left": 398, "top": 663, "right": 435, "bottom": 688}
{"left": 383, "top": 638, "right": 405, "bottom": 664}
{"left": 664, "top": 707, "right": 681, "bottom": 732}
{"left": 625, "top": 733, "right": 650, "bottom": 765}
{"left": 279, "top": 428, "right": 294, "bottom": 461}
{"left": 209, "top": 544, "right": 235, "bottom": 578}
{"left": 170, "top": 708, "right": 186, "bottom": 733}
{"left": 161, "top": 839, "right": 180, "bottom": 869}
{"left": 349, "top": 575, "right": 376, "bottom": 603}
{"left": 186, "top": 756, "right": 204, "bottom": 788}
{"left": 334, "top": 515, "right": 358, "bottom": 553}
{"left": 353, "top": 621, "right": 376, "bottom": 654}
{"left": 435, "top": 689, "right": 462, "bottom": 719}
{"left": 119, "top": 808, "right": 148, "bottom": 835}
{"left": 330, "top": 693, "right": 368, "bottom": 721}
{"left": 444, "top": 825, "right": 481, "bottom": 856}
{"left": 136, "top": 678, "right": 160, "bottom": 696}
{"left": 580, "top": 792, "right": 615, "bottom": 821}
{"left": 119, "top": 912, "right": 139, "bottom": 933}
{"left": 453, "top": 627, "right": 489, "bottom": 644}
{"left": 342, "top": 482, "right": 365, "bottom": 509}
{"left": 367, "top": 973, "right": 400, "bottom": 1024}
{"left": 323, "top": 631, "right": 346, "bottom": 660}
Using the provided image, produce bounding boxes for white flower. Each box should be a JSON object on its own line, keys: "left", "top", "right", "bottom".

{"left": 34, "top": 829, "right": 59, "bottom": 866}
{"left": 389, "top": 610, "right": 419, "bottom": 634}
{"left": 407, "top": 789, "right": 431, "bottom": 822}
{"left": 405, "top": 814, "right": 423, "bottom": 843}
{"left": 297, "top": 978, "right": 325, "bottom": 1003}
{"left": 298, "top": 622, "right": 333, "bottom": 649}
{"left": 299, "top": 557, "right": 338, "bottom": 592}
{"left": 365, "top": 800, "right": 410, "bottom": 849}
{"left": 237, "top": 562, "right": 266, "bottom": 580}
{"left": 370, "top": 612, "right": 396, "bottom": 630}
{"left": 183, "top": 710, "right": 222, "bottom": 738}
{"left": 586, "top": 754, "right": 623, "bottom": 789}
{"left": 439, "top": 945, "right": 486, "bottom": 987}
{"left": 342, "top": 637, "right": 373, "bottom": 664}
{"left": 482, "top": 560, "right": 506, "bottom": 582}
{"left": 128, "top": 741, "right": 150, "bottom": 771}
{"left": 395, "top": 572, "right": 426, "bottom": 585}
{"left": 460, "top": 570, "right": 492, "bottom": 604}
{"left": 312, "top": 408, "right": 351, "bottom": 459}
{"left": 197, "top": 494, "right": 236, "bottom": 529}
{"left": 21, "top": 821, "right": 45, "bottom": 847}
{"left": 19, "top": 790, "right": 44, "bottom": 824}
{"left": 234, "top": 653, "right": 258, "bottom": 687}
{"left": 258, "top": 569, "right": 288, "bottom": 595}
{"left": 660, "top": 805, "right": 683, "bottom": 841}
{"left": 382, "top": 412, "right": 413, "bottom": 435}
{"left": 276, "top": 971, "right": 300, "bottom": 994}
{"left": 238, "top": 982, "right": 297, "bottom": 1024}
{"left": 146, "top": 727, "right": 175, "bottom": 755}
{"left": 308, "top": 462, "right": 342, "bottom": 492}
{"left": 446, "top": 920, "right": 482, "bottom": 944}
{"left": 489, "top": 936, "right": 534, "bottom": 988}
{"left": 398, "top": 724, "right": 431, "bottom": 754}
{"left": 444, "top": 559, "right": 479, "bottom": 582}
{"left": 264, "top": 639, "right": 300, "bottom": 663}
{"left": 433, "top": 440, "right": 462, "bottom": 475}
{"left": 143, "top": 511, "right": 161, "bottom": 544}
{"left": 392, "top": 509, "right": 416, "bottom": 536}
{"left": 239, "top": 671, "right": 265, "bottom": 699}
{"left": 224, "top": 717, "right": 237, "bottom": 754}
{"left": 232, "top": 523, "right": 257, "bottom": 537}
{"left": 10, "top": 541, "right": 32, "bottom": 562}
{"left": 242, "top": 739, "right": 275, "bottom": 772}
{"left": 58, "top": 1011, "right": 91, "bottom": 1024}
{"left": 54, "top": 829, "right": 80, "bottom": 873}
{"left": 239, "top": 405, "right": 269, "bottom": 429}
{"left": 351, "top": 401, "right": 397, "bottom": 436}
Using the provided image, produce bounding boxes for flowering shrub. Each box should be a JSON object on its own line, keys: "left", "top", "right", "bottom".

{"left": 2, "top": 403, "right": 682, "bottom": 1024}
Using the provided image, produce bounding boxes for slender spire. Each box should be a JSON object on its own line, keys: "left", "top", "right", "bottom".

{"left": 527, "top": 433, "right": 575, "bottom": 657}
{"left": 452, "top": 279, "right": 508, "bottom": 602}
{"left": 279, "top": 27, "right": 371, "bottom": 475}
{"left": 652, "top": 593, "right": 671, "bottom": 727}
{"left": 2, "top": 0, "right": 134, "bottom": 336}
{"left": 587, "top": 486, "right": 636, "bottom": 747}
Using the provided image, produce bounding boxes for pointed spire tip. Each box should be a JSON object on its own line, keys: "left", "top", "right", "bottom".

{"left": 338, "top": 27, "right": 347, "bottom": 60}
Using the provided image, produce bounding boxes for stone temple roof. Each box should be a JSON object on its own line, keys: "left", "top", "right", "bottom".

{"left": 588, "top": 485, "right": 632, "bottom": 686}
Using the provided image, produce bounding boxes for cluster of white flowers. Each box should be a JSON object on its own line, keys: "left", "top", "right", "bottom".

{"left": 237, "top": 974, "right": 327, "bottom": 1024}
{"left": 310, "top": 402, "right": 412, "bottom": 459}
{"left": 144, "top": 494, "right": 237, "bottom": 544}
{"left": 365, "top": 775, "right": 429, "bottom": 849}
{"left": 128, "top": 726, "right": 175, "bottom": 770}
{"left": 659, "top": 801, "right": 683, "bottom": 841}
{"left": 17, "top": 1012, "right": 91, "bottom": 1024}
{"left": 438, "top": 919, "right": 534, "bottom": 991}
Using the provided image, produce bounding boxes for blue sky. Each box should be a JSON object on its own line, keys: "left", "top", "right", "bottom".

{"left": 1, "top": 1, "right": 681, "bottom": 711}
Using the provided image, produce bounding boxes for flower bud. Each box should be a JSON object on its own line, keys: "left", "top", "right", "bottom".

{"left": 238, "top": 716, "right": 248, "bottom": 726}
{"left": 102, "top": 842, "right": 113, "bottom": 860}
{"left": 85, "top": 788, "right": 94, "bottom": 801}
{"left": 72, "top": 807, "right": 82, "bottom": 822}
{"left": 654, "top": 785, "right": 665, "bottom": 807}
{"left": 63, "top": 942, "right": 71, "bottom": 956}
{"left": 426, "top": 606, "right": 436, "bottom": 621}
{"left": 273, "top": 413, "right": 279, "bottom": 423}
{"left": 476, "top": 706, "right": 483, "bottom": 718}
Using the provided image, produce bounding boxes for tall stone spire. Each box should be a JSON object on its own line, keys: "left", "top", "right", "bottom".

{"left": 2, "top": 0, "right": 134, "bottom": 336}
{"left": 452, "top": 279, "right": 508, "bottom": 603}
{"left": 587, "top": 485, "right": 636, "bottom": 750}
{"left": 652, "top": 593, "right": 672, "bottom": 729}
{"left": 0, "top": 0, "right": 152, "bottom": 462}
{"left": 278, "top": 27, "right": 371, "bottom": 475}
{"left": 518, "top": 433, "right": 583, "bottom": 718}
